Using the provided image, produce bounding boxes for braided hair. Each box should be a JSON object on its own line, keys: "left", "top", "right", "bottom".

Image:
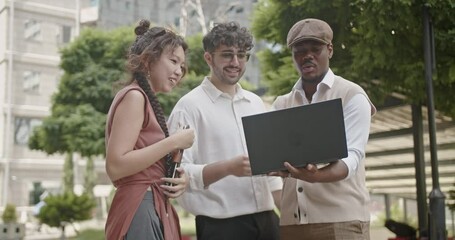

{"left": 126, "top": 19, "right": 188, "bottom": 178}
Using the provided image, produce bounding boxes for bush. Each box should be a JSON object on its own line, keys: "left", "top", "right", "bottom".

{"left": 1, "top": 203, "right": 17, "bottom": 223}
{"left": 37, "top": 193, "right": 96, "bottom": 228}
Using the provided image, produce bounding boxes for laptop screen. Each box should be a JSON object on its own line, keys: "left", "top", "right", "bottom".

{"left": 242, "top": 98, "right": 347, "bottom": 175}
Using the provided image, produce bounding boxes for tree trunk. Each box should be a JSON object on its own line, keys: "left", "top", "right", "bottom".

{"left": 60, "top": 224, "right": 66, "bottom": 240}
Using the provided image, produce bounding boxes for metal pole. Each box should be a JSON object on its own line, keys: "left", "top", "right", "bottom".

{"left": 423, "top": 4, "right": 446, "bottom": 240}
{"left": 385, "top": 194, "right": 391, "bottom": 220}
{"left": 412, "top": 103, "right": 428, "bottom": 236}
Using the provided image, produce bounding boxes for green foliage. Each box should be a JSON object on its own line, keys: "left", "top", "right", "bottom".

{"left": 372, "top": 202, "right": 418, "bottom": 229}
{"left": 37, "top": 193, "right": 96, "bottom": 228}
{"left": 1, "top": 204, "right": 17, "bottom": 223}
{"left": 29, "top": 182, "right": 45, "bottom": 205}
{"left": 69, "top": 228, "right": 105, "bottom": 240}
{"left": 239, "top": 79, "right": 256, "bottom": 92}
{"left": 63, "top": 153, "right": 74, "bottom": 194}
{"left": 186, "top": 33, "right": 210, "bottom": 76}
{"left": 59, "top": 27, "right": 132, "bottom": 74}
{"left": 257, "top": 49, "right": 299, "bottom": 96}
{"left": 30, "top": 26, "right": 209, "bottom": 158}
{"left": 84, "top": 157, "right": 96, "bottom": 198}
{"left": 29, "top": 26, "right": 133, "bottom": 157}
{"left": 54, "top": 66, "right": 125, "bottom": 114}
{"left": 29, "top": 116, "right": 68, "bottom": 155}
{"left": 29, "top": 104, "right": 105, "bottom": 158}
{"left": 252, "top": 0, "right": 455, "bottom": 118}
{"left": 63, "top": 105, "right": 106, "bottom": 157}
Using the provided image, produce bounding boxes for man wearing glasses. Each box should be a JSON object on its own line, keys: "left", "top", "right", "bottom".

{"left": 168, "top": 21, "right": 282, "bottom": 240}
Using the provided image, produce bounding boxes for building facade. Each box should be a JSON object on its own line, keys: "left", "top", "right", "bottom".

{"left": 0, "top": 0, "right": 261, "bottom": 212}
{"left": 0, "top": 0, "right": 81, "bottom": 208}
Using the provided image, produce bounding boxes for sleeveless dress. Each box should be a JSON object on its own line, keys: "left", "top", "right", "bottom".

{"left": 105, "top": 83, "right": 181, "bottom": 240}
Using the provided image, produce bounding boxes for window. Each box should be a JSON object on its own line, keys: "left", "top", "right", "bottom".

{"left": 14, "top": 118, "right": 42, "bottom": 146}
{"left": 61, "top": 25, "right": 72, "bottom": 44}
{"left": 24, "top": 19, "right": 42, "bottom": 41}
{"left": 23, "top": 71, "right": 40, "bottom": 93}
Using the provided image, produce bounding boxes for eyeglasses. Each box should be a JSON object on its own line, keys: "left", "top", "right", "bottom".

{"left": 211, "top": 51, "right": 251, "bottom": 62}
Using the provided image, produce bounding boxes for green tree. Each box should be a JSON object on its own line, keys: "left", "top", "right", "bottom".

{"left": 28, "top": 25, "right": 210, "bottom": 198}
{"left": 84, "top": 156, "right": 96, "bottom": 199}
{"left": 29, "top": 26, "right": 210, "bottom": 156}
{"left": 251, "top": 0, "right": 455, "bottom": 117}
{"left": 28, "top": 27, "right": 133, "bottom": 192}
{"left": 186, "top": 33, "right": 210, "bottom": 76}
{"left": 37, "top": 193, "right": 96, "bottom": 239}
{"left": 63, "top": 154, "right": 74, "bottom": 194}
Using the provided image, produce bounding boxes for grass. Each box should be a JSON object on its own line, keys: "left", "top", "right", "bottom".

{"left": 59, "top": 202, "right": 196, "bottom": 239}
{"left": 65, "top": 215, "right": 196, "bottom": 239}
{"left": 66, "top": 225, "right": 194, "bottom": 239}
{"left": 69, "top": 229, "right": 104, "bottom": 240}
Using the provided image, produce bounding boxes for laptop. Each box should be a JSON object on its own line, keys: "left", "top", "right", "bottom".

{"left": 242, "top": 98, "right": 347, "bottom": 175}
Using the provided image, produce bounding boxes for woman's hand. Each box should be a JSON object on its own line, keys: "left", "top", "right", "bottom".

{"left": 171, "top": 128, "right": 195, "bottom": 150}
{"left": 160, "top": 167, "right": 188, "bottom": 198}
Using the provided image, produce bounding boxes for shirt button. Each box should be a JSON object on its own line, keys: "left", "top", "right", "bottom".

{"left": 294, "top": 213, "right": 298, "bottom": 218}
{"left": 303, "top": 213, "right": 307, "bottom": 217}
{"left": 298, "top": 187, "right": 303, "bottom": 192}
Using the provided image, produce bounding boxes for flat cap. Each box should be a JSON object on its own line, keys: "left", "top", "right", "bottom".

{"left": 287, "top": 18, "right": 333, "bottom": 47}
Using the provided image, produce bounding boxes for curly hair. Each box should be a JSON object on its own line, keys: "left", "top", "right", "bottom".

{"left": 126, "top": 19, "right": 188, "bottom": 178}
{"left": 202, "top": 21, "right": 254, "bottom": 53}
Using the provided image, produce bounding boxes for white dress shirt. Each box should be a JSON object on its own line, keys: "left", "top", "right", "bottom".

{"left": 168, "top": 78, "right": 282, "bottom": 218}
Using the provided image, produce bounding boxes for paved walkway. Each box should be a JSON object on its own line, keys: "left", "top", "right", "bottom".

{"left": 24, "top": 219, "right": 103, "bottom": 240}
{"left": 22, "top": 220, "right": 395, "bottom": 240}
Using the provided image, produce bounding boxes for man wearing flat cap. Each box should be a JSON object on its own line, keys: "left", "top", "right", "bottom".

{"left": 270, "top": 18, "right": 376, "bottom": 239}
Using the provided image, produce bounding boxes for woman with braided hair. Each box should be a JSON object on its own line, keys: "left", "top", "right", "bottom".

{"left": 105, "top": 19, "right": 195, "bottom": 240}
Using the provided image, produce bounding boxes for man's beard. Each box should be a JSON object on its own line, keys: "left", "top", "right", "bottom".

{"left": 301, "top": 69, "right": 328, "bottom": 84}
{"left": 301, "top": 75, "right": 323, "bottom": 84}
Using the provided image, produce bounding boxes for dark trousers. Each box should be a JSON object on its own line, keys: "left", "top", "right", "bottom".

{"left": 195, "top": 210, "right": 279, "bottom": 240}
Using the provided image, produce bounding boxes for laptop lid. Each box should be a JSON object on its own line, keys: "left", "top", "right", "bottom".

{"left": 242, "top": 98, "right": 347, "bottom": 175}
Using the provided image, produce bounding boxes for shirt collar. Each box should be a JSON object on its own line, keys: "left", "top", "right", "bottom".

{"left": 201, "top": 77, "right": 250, "bottom": 103}
{"left": 292, "top": 68, "right": 335, "bottom": 92}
